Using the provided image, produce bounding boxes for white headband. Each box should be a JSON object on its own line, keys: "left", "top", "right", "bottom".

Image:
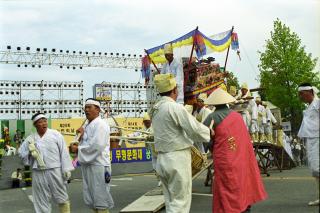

{"left": 85, "top": 99, "right": 104, "bottom": 113}
{"left": 298, "top": 86, "right": 319, "bottom": 94}
{"left": 32, "top": 114, "right": 46, "bottom": 123}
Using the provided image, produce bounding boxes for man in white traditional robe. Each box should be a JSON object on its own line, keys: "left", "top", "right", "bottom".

{"left": 150, "top": 73, "right": 211, "bottom": 213}
{"left": 236, "top": 83, "right": 258, "bottom": 140}
{"left": 142, "top": 113, "right": 155, "bottom": 167}
{"left": 262, "top": 101, "right": 277, "bottom": 143}
{"left": 142, "top": 113, "right": 161, "bottom": 186}
{"left": 193, "top": 93, "right": 212, "bottom": 153}
{"left": 161, "top": 43, "right": 184, "bottom": 104}
{"left": 297, "top": 83, "right": 320, "bottom": 206}
{"left": 18, "top": 112, "right": 74, "bottom": 213}
{"left": 77, "top": 99, "right": 114, "bottom": 213}
{"left": 256, "top": 97, "right": 267, "bottom": 142}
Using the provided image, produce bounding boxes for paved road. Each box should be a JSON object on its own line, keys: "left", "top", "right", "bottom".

{"left": 0, "top": 166, "right": 319, "bottom": 213}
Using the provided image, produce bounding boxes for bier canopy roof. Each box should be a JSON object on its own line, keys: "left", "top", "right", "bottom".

{"left": 146, "top": 27, "right": 236, "bottom": 64}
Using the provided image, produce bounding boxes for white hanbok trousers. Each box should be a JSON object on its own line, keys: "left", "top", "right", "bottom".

{"left": 81, "top": 165, "right": 114, "bottom": 210}
{"left": 305, "top": 137, "right": 320, "bottom": 177}
{"left": 156, "top": 148, "right": 192, "bottom": 213}
{"left": 32, "top": 168, "right": 68, "bottom": 213}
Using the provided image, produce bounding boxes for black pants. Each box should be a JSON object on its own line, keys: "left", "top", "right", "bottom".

{"left": 12, "top": 179, "right": 20, "bottom": 188}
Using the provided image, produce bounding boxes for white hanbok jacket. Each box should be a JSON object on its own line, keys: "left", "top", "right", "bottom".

{"left": 298, "top": 97, "right": 320, "bottom": 138}
{"left": 19, "top": 129, "right": 74, "bottom": 173}
{"left": 266, "top": 107, "right": 277, "bottom": 124}
{"left": 193, "top": 106, "right": 212, "bottom": 123}
{"left": 150, "top": 96, "right": 210, "bottom": 152}
{"left": 161, "top": 58, "right": 184, "bottom": 103}
{"left": 78, "top": 117, "right": 111, "bottom": 166}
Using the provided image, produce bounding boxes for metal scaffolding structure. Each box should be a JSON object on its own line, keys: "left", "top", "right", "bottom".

{"left": 0, "top": 80, "right": 84, "bottom": 119}
{"left": 93, "top": 82, "right": 159, "bottom": 117}
{"left": 0, "top": 47, "right": 159, "bottom": 119}
{"left": 0, "top": 47, "right": 142, "bottom": 70}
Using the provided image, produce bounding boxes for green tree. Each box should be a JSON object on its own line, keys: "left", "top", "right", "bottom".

{"left": 226, "top": 72, "right": 240, "bottom": 89}
{"left": 258, "top": 19, "right": 319, "bottom": 134}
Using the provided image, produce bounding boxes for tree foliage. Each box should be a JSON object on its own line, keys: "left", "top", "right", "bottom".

{"left": 226, "top": 71, "right": 240, "bottom": 89}
{"left": 258, "top": 18, "right": 319, "bottom": 133}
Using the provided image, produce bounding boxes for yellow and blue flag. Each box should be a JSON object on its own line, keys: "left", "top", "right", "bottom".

{"left": 145, "top": 28, "right": 234, "bottom": 64}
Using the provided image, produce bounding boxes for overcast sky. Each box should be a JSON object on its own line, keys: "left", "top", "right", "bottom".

{"left": 0, "top": 0, "right": 319, "bottom": 98}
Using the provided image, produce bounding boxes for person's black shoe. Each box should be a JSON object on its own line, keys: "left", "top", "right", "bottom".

{"left": 242, "top": 205, "right": 251, "bottom": 212}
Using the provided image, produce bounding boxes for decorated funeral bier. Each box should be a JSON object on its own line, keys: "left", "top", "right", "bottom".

{"left": 142, "top": 26, "right": 240, "bottom": 103}
{"left": 141, "top": 27, "right": 240, "bottom": 174}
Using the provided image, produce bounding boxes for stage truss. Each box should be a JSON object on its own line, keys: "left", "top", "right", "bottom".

{"left": 0, "top": 80, "right": 84, "bottom": 119}
{"left": 0, "top": 47, "right": 141, "bottom": 70}
{"left": 94, "top": 82, "right": 159, "bottom": 117}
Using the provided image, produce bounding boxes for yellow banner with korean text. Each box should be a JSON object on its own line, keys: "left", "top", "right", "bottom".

{"left": 114, "top": 117, "right": 145, "bottom": 148}
{"left": 51, "top": 118, "right": 85, "bottom": 146}
{"left": 52, "top": 117, "right": 146, "bottom": 148}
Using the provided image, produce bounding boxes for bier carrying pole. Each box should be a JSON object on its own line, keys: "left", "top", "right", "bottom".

{"left": 144, "top": 49, "right": 160, "bottom": 74}
{"left": 223, "top": 26, "right": 234, "bottom": 72}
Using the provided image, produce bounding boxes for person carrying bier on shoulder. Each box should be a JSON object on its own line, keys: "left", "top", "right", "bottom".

{"left": 150, "top": 73, "right": 212, "bottom": 213}
{"left": 203, "top": 88, "right": 267, "bottom": 213}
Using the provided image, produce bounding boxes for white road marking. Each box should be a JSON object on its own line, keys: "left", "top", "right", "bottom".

{"left": 28, "top": 195, "right": 33, "bottom": 203}
{"left": 112, "top": 177, "right": 133, "bottom": 181}
{"left": 192, "top": 193, "right": 213, "bottom": 197}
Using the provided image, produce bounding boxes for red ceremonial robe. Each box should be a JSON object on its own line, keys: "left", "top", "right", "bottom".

{"left": 212, "top": 111, "right": 267, "bottom": 213}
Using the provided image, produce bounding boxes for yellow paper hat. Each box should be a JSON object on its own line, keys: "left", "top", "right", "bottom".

{"left": 184, "top": 105, "right": 193, "bottom": 114}
{"left": 197, "top": 93, "right": 207, "bottom": 102}
{"left": 241, "top": 83, "right": 248, "bottom": 90}
{"left": 164, "top": 43, "right": 173, "bottom": 54}
{"left": 204, "top": 88, "right": 236, "bottom": 106}
{"left": 229, "top": 86, "right": 237, "bottom": 96}
{"left": 143, "top": 112, "right": 150, "bottom": 121}
{"left": 154, "top": 73, "right": 177, "bottom": 93}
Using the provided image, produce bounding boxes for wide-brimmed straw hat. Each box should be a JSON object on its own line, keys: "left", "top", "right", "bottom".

{"left": 204, "top": 88, "right": 236, "bottom": 105}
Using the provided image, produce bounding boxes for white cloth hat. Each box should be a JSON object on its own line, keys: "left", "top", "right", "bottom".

{"left": 32, "top": 113, "right": 46, "bottom": 123}
{"left": 143, "top": 112, "right": 151, "bottom": 121}
{"left": 85, "top": 99, "right": 105, "bottom": 113}
{"left": 241, "top": 83, "right": 248, "bottom": 90}
{"left": 204, "top": 88, "right": 236, "bottom": 105}
{"left": 164, "top": 43, "right": 173, "bottom": 54}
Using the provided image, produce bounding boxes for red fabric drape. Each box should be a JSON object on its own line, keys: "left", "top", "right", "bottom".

{"left": 212, "top": 111, "right": 267, "bottom": 213}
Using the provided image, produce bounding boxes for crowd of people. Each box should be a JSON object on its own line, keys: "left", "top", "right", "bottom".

{"left": 229, "top": 83, "right": 280, "bottom": 144}
{"left": 1, "top": 128, "right": 23, "bottom": 156}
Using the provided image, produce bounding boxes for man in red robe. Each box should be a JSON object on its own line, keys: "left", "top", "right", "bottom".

{"left": 203, "top": 88, "right": 267, "bottom": 213}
